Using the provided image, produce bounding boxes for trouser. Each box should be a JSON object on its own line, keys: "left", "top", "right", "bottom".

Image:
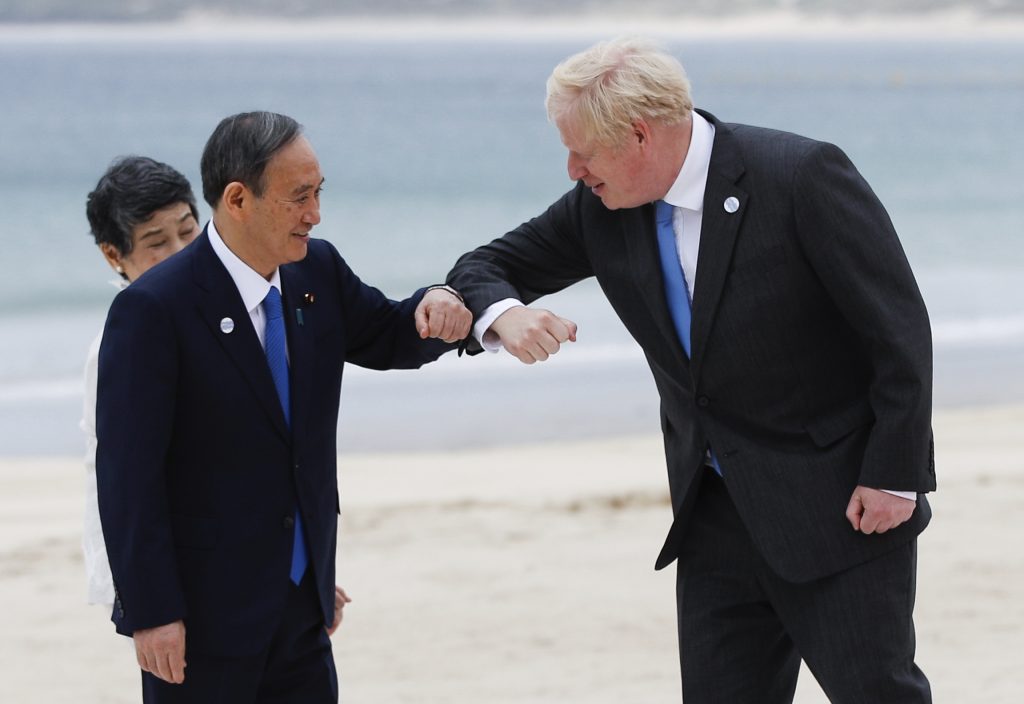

{"left": 676, "top": 468, "right": 930, "bottom": 703}
{"left": 142, "top": 572, "right": 337, "bottom": 704}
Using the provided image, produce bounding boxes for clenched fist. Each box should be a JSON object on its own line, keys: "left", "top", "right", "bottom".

{"left": 490, "top": 306, "right": 578, "bottom": 364}
{"left": 414, "top": 286, "right": 472, "bottom": 342}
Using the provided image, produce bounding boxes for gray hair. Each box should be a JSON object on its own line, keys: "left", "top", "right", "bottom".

{"left": 546, "top": 37, "right": 693, "bottom": 148}
{"left": 200, "top": 111, "right": 302, "bottom": 208}
{"left": 86, "top": 155, "right": 198, "bottom": 255}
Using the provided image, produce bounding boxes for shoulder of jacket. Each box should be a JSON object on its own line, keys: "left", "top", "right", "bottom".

{"left": 726, "top": 121, "right": 825, "bottom": 154}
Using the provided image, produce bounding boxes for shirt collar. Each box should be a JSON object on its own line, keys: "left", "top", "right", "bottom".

{"left": 207, "top": 219, "right": 282, "bottom": 313}
{"left": 661, "top": 110, "right": 715, "bottom": 212}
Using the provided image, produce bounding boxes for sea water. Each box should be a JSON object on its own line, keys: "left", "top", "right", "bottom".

{"left": 0, "top": 32, "right": 1021, "bottom": 455}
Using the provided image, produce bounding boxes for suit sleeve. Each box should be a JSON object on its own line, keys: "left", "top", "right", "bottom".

{"left": 445, "top": 184, "right": 596, "bottom": 318}
{"left": 793, "top": 142, "right": 934, "bottom": 492}
{"left": 96, "top": 286, "right": 187, "bottom": 634}
{"left": 323, "top": 241, "right": 454, "bottom": 369}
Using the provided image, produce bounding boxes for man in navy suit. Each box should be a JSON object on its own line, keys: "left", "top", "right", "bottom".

{"left": 96, "top": 111, "right": 470, "bottom": 702}
{"left": 446, "top": 39, "right": 934, "bottom": 702}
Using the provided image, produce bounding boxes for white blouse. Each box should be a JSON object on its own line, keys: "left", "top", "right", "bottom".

{"left": 81, "top": 329, "right": 114, "bottom": 607}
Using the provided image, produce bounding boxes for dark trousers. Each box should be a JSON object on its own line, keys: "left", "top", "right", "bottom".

{"left": 142, "top": 573, "right": 337, "bottom": 704}
{"left": 676, "top": 468, "right": 930, "bottom": 704}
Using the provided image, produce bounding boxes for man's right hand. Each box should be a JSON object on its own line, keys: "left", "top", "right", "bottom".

{"left": 490, "top": 306, "right": 577, "bottom": 364}
{"left": 134, "top": 620, "right": 186, "bottom": 684}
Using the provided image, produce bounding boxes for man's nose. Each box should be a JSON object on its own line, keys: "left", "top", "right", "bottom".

{"left": 304, "top": 203, "right": 321, "bottom": 226}
{"left": 567, "top": 154, "right": 587, "bottom": 181}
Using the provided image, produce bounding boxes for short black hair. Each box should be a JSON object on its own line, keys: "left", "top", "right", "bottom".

{"left": 200, "top": 111, "right": 302, "bottom": 208}
{"left": 86, "top": 156, "right": 198, "bottom": 256}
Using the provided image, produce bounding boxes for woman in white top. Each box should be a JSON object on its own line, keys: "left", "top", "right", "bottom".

{"left": 82, "top": 156, "right": 200, "bottom": 607}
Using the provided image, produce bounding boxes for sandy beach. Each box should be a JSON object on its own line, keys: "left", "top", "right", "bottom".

{"left": 1, "top": 404, "right": 1022, "bottom": 702}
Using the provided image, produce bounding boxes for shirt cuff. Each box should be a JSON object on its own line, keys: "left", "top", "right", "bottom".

{"left": 880, "top": 489, "right": 917, "bottom": 502}
{"left": 473, "top": 298, "right": 523, "bottom": 352}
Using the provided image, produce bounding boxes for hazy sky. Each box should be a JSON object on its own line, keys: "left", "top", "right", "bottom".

{"left": 3, "top": 0, "right": 1023, "bottom": 23}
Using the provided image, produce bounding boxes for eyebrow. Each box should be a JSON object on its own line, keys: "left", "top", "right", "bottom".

{"left": 138, "top": 210, "right": 194, "bottom": 240}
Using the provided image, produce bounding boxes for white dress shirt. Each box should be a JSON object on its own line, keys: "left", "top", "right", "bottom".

{"left": 208, "top": 219, "right": 284, "bottom": 353}
{"left": 660, "top": 110, "right": 715, "bottom": 298}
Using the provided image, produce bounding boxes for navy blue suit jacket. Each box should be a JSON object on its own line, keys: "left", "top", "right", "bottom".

{"left": 96, "top": 229, "right": 451, "bottom": 655}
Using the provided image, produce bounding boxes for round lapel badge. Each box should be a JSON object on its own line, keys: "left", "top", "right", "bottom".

{"left": 220, "top": 317, "right": 235, "bottom": 334}
{"left": 724, "top": 196, "right": 740, "bottom": 213}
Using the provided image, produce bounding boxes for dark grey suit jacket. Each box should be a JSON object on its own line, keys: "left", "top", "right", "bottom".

{"left": 447, "top": 110, "right": 935, "bottom": 583}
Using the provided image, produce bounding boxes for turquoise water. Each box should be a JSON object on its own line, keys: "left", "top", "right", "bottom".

{"left": 0, "top": 34, "right": 1021, "bottom": 455}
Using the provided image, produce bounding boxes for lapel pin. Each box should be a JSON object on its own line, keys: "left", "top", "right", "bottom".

{"left": 724, "top": 196, "right": 740, "bottom": 213}
{"left": 295, "top": 309, "right": 305, "bottom": 327}
{"left": 303, "top": 293, "right": 315, "bottom": 305}
{"left": 219, "top": 317, "right": 235, "bottom": 334}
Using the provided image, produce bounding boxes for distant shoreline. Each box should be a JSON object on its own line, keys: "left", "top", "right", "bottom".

{"left": 2, "top": 11, "right": 1024, "bottom": 43}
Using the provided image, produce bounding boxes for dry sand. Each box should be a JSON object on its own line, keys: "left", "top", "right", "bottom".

{"left": 1, "top": 405, "right": 1022, "bottom": 702}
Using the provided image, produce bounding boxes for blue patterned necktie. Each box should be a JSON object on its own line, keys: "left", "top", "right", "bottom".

{"left": 655, "top": 199, "right": 692, "bottom": 357}
{"left": 262, "top": 286, "right": 308, "bottom": 584}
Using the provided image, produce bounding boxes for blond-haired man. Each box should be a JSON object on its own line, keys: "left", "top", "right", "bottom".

{"left": 447, "top": 38, "right": 934, "bottom": 703}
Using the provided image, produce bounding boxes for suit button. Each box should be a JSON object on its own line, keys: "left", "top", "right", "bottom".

{"left": 697, "top": 396, "right": 710, "bottom": 407}
{"left": 283, "top": 516, "right": 295, "bottom": 529}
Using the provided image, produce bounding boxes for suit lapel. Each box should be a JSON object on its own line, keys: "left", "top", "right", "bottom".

{"left": 191, "top": 231, "right": 290, "bottom": 442}
{"left": 689, "top": 115, "right": 748, "bottom": 381}
{"left": 623, "top": 204, "right": 691, "bottom": 370}
{"left": 280, "top": 265, "right": 313, "bottom": 440}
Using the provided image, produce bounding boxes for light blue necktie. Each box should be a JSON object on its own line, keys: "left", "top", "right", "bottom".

{"left": 654, "top": 201, "right": 722, "bottom": 475}
{"left": 262, "top": 286, "right": 309, "bottom": 584}
{"left": 655, "top": 199, "right": 692, "bottom": 357}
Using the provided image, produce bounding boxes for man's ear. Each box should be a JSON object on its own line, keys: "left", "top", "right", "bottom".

{"left": 221, "top": 181, "right": 248, "bottom": 221}
{"left": 632, "top": 119, "right": 652, "bottom": 148}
